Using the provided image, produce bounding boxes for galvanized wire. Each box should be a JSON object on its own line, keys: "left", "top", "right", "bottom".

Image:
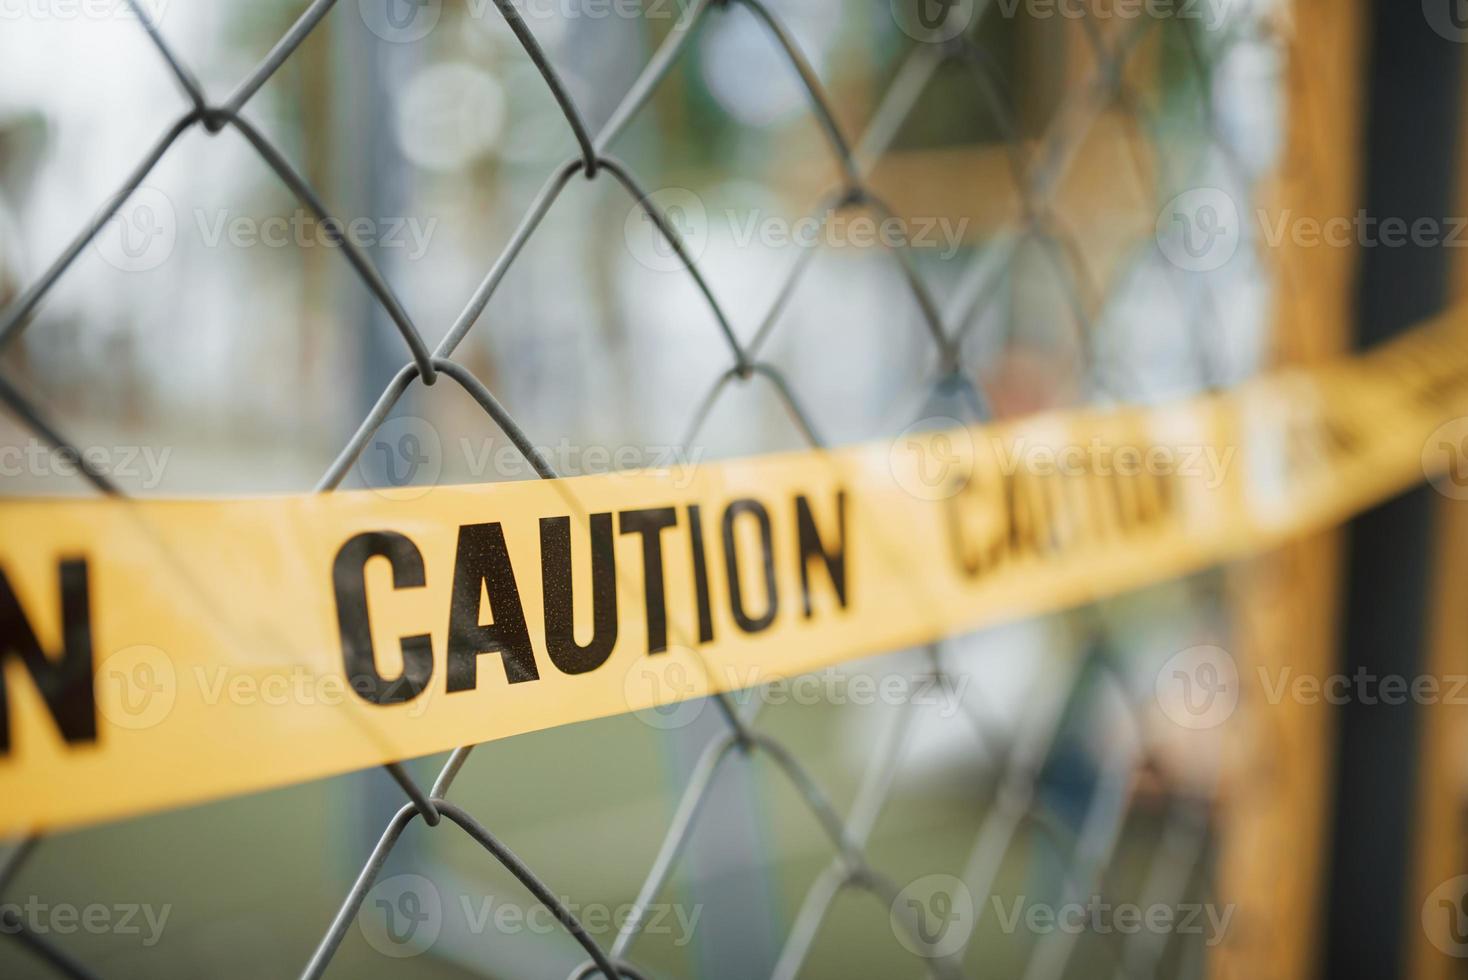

{"left": 0, "top": 0, "right": 1278, "bottom": 976}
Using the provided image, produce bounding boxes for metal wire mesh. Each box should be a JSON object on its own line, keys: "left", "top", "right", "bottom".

{"left": 0, "top": 0, "right": 1295, "bottom": 976}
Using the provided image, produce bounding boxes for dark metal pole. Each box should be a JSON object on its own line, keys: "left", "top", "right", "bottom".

{"left": 1322, "top": 4, "right": 1463, "bottom": 978}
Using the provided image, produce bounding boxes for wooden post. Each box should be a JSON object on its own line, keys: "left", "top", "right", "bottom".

{"left": 1208, "top": 2, "right": 1366, "bottom": 979}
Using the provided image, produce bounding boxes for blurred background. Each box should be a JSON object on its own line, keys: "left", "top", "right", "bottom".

{"left": 0, "top": 0, "right": 1464, "bottom": 977}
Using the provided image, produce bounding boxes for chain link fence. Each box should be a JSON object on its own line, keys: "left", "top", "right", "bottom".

{"left": 0, "top": 0, "right": 1297, "bottom": 976}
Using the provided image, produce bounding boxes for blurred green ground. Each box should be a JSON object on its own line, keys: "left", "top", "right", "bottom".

{"left": 1, "top": 668, "right": 1204, "bottom": 980}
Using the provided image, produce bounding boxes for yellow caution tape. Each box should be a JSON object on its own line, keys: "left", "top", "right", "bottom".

{"left": 5, "top": 308, "right": 1468, "bottom": 834}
